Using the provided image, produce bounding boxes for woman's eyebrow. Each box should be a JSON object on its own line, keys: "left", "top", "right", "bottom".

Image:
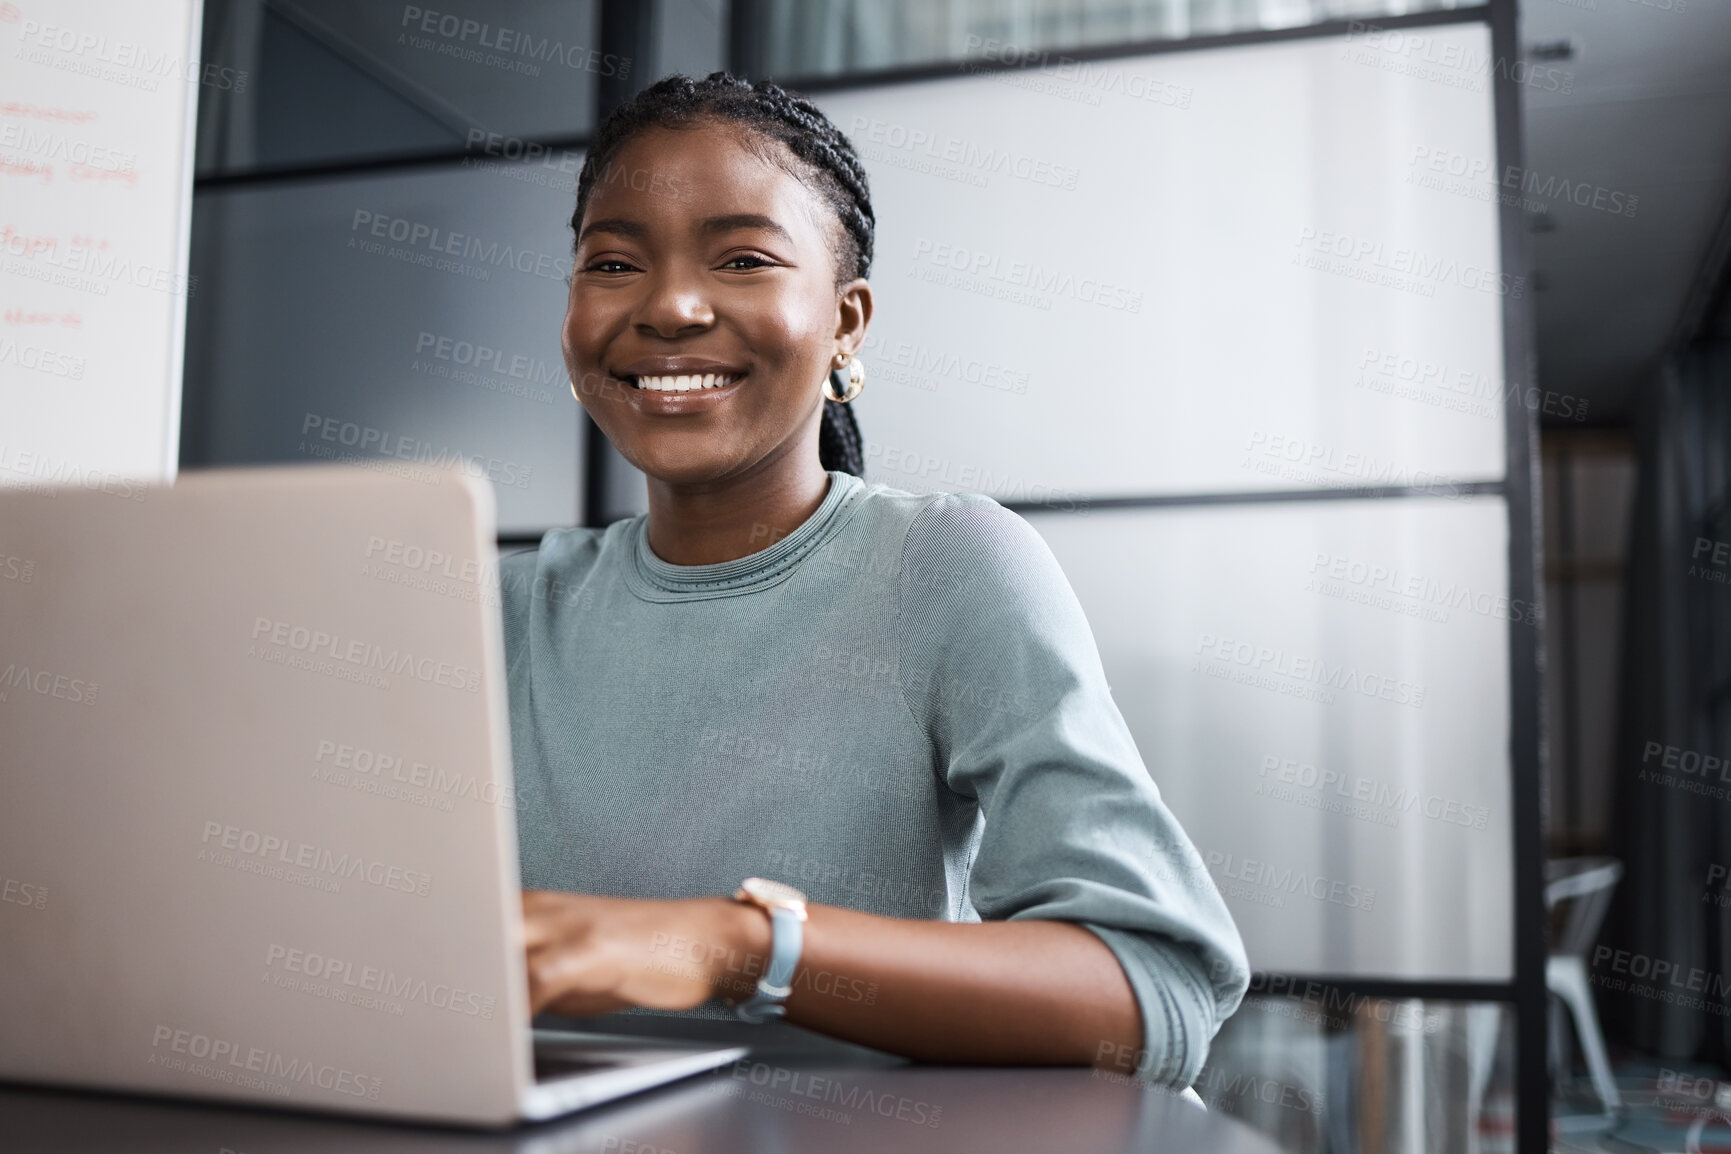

{"left": 699, "top": 213, "right": 793, "bottom": 242}
{"left": 576, "top": 213, "right": 794, "bottom": 246}
{"left": 577, "top": 217, "right": 648, "bottom": 244}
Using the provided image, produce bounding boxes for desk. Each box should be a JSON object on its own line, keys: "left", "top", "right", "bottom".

{"left": 1, "top": 1018, "right": 1287, "bottom": 1154}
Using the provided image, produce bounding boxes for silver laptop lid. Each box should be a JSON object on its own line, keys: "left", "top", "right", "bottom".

{"left": 0, "top": 465, "right": 533, "bottom": 1124}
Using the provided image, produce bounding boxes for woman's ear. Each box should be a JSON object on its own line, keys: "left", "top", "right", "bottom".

{"left": 834, "top": 277, "right": 874, "bottom": 358}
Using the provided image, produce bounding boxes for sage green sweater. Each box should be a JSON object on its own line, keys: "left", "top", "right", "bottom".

{"left": 500, "top": 471, "right": 1248, "bottom": 1084}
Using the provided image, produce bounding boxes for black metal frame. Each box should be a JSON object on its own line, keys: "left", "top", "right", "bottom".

{"left": 725, "top": 4, "right": 1548, "bottom": 1149}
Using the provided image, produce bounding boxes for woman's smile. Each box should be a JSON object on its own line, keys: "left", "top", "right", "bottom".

{"left": 608, "top": 357, "right": 750, "bottom": 414}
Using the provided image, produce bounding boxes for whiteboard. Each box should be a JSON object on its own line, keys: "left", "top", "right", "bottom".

{"left": 1, "top": 0, "right": 203, "bottom": 492}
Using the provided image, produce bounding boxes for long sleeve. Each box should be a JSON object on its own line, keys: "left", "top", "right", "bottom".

{"left": 896, "top": 494, "right": 1249, "bottom": 1086}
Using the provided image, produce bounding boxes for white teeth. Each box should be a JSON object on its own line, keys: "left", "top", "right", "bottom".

{"left": 633, "top": 373, "right": 739, "bottom": 392}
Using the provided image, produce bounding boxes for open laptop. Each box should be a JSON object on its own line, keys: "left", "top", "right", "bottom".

{"left": 0, "top": 464, "right": 746, "bottom": 1126}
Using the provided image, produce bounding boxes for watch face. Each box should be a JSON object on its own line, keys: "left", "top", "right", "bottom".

{"left": 739, "top": 877, "right": 806, "bottom": 909}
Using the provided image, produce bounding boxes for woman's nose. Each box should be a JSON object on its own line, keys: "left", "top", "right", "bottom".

{"left": 634, "top": 268, "right": 715, "bottom": 338}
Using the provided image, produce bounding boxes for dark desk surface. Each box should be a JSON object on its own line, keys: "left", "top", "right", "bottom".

{"left": 1, "top": 1018, "right": 1288, "bottom": 1154}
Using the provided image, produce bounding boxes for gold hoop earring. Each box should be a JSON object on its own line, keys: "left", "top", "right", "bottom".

{"left": 823, "top": 353, "right": 865, "bottom": 404}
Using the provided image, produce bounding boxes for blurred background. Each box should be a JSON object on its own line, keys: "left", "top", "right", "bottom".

{"left": 6, "top": 0, "right": 1731, "bottom": 1150}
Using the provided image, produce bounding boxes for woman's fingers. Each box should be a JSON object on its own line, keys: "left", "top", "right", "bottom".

{"left": 520, "top": 891, "right": 738, "bottom": 1017}
{"left": 526, "top": 941, "right": 621, "bottom": 1015}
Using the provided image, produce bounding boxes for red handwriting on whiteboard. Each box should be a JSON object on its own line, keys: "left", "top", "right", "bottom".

{"left": 3, "top": 310, "right": 83, "bottom": 329}
{"left": 0, "top": 157, "right": 51, "bottom": 183}
{"left": 0, "top": 226, "right": 58, "bottom": 257}
{"left": 68, "top": 163, "right": 137, "bottom": 188}
{"left": 0, "top": 102, "right": 97, "bottom": 122}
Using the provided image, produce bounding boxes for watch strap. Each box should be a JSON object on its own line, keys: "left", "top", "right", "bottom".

{"left": 736, "top": 905, "right": 803, "bottom": 1022}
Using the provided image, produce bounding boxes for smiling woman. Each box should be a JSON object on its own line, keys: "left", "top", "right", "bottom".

{"left": 500, "top": 72, "right": 1248, "bottom": 1082}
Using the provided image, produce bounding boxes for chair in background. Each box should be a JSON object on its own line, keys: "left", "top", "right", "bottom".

{"left": 1546, "top": 856, "right": 1625, "bottom": 1117}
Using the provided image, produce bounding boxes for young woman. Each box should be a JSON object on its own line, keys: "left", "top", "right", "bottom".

{"left": 501, "top": 73, "right": 1248, "bottom": 1085}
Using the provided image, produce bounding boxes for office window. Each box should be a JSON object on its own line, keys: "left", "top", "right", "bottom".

{"left": 737, "top": 0, "right": 1483, "bottom": 80}
{"left": 196, "top": 0, "right": 604, "bottom": 178}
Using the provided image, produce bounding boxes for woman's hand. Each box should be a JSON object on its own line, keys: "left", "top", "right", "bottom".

{"left": 521, "top": 890, "right": 770, "bottom": 1018}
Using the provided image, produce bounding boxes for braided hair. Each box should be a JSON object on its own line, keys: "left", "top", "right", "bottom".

{"left": 571, "top": 72, "right": 871, "bottom": 477}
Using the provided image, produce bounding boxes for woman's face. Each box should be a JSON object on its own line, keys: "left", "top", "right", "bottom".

{"left": 564, "top": 122, "right": 870, "bottom": 487}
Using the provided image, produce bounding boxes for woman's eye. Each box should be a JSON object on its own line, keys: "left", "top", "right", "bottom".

{"left": 720, "top": 254, "right": 774, "bottom": 270}
{"left": 586, "top": 259, "right": 637, "bottom": 274}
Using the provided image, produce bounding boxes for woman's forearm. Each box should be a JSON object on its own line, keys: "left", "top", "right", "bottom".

{"left": 716, "top": 899, "right": 1142, "bottom": 1066}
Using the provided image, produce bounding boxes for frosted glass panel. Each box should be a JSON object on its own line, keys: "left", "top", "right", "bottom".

{"left": 822, "top": 23, "right": 1506, "bottom": 502}
{"left": 185, "top": 158, "right": 583, "bottom": 533}
{"left": 1031, "top": 497, "right": 1513, "bottom": 979}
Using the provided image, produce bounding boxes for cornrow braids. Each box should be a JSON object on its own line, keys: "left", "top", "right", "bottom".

{"left": 571, "top": 72, "right": 872, "bottom": 478}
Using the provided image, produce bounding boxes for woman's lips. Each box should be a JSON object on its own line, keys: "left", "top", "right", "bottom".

{"left": 615, "top": 372, "right": 746, "bottom": 413}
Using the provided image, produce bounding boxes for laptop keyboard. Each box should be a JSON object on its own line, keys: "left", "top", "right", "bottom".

{"left": 533, "top": 1051, "right": 625, "bottom": 1082}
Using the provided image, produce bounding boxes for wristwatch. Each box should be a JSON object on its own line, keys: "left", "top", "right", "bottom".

{"left": 732, "top": 877, "right": 808, "bottom": 1022}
